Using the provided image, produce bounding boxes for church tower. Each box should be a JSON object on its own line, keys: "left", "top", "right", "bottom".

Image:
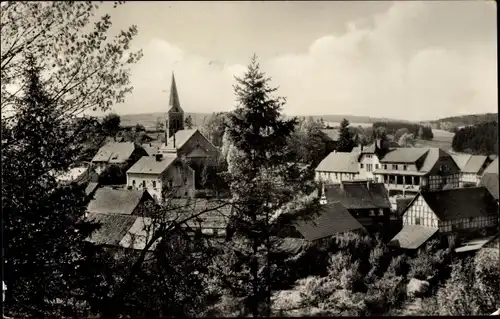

{"left": 165, "top": 72, "right": 184, "bottom": 144}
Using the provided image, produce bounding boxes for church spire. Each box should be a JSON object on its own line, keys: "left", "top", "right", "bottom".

{"left": 168, "top": 72, "right": 181, "bottom": 111}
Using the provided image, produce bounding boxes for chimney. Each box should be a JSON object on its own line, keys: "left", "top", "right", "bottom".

{"left": 155, "top": 154, "right": 163, "bottom": 162}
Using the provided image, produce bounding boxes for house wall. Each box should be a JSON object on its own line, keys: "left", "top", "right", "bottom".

{"left": 438, "top": 215, "right": 498, "bottom": 233}
{"left": 315, "top": 171, "right": 359, "bottom": 184}
{"left": 126, "top": 164, "right": 195, "bottom": 202}
{"left": 358, "top": 153, "right": 381, "bottom": 180}
{"left": 460, "top": 172, "right": 480, "bottom": 186}
{"left": 426, "top": 173, "right": 460, "bottom": 191}
{"left": 378, "top": 162, "right": 418, "bottom": 172}
{"left": 402, "top": 195, "right": 439, "bottom": 228}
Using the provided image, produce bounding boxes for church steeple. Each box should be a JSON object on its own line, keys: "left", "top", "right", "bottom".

{"left": 168, "top": 72, "right": 182, "bottom": 112}
{"left": 165, "top": 72, "right": 184, "bottom": 147}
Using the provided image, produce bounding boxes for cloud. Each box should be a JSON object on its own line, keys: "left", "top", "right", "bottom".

{"left": 114, "top": 1, "right": 496, "bottom": 121}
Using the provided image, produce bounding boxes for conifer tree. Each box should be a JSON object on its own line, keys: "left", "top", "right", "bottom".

{"left": 2, "top": 55, "right": 110, "bottom": 317}
{"left": 217, "top": 55, "right": 320, "bottom": 316}
{"left": 337, "top": 118, "right": 354, "bottom": 152}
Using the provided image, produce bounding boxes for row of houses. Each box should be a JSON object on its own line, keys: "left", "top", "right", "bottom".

{"left": 315, "top": 139, "right": 498, "bottom": 196}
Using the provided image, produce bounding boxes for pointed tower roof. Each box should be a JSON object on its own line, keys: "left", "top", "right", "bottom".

{"left": 168, "top": 72, "right": 182, "bottom": 112}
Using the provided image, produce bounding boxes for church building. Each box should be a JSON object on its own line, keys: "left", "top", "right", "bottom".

{"left": 157, "top": 73, "right": 220, "bottom": 188}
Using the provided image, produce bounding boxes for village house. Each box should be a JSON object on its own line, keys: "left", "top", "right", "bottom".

{"left": 321, "top": 181, "right": 393, "bottom": 236}
{"left": 314, "top": 151, "right": 361, "bottom": 184}
{"left": 86, "top": 197, "right": 233, "bottom": 256}
{"left": 91, "top": 141, "right": 148, "bottom": 175}
{"left": 126, "top": 153, "right": 196, "bottom": 202}
{"left": 87, "top": 187, "right": 157, "bottom": 217}
{"left": 451, "top": 154, "right": 496, "bottom": 187}
{"left": 373, "top": 147, "right": 460, "bottom": 196}
{"left": 293, "top": 202, "right": 365, "bottom": 242}
{"left": 389, "top": 187, "right": 499, "bottom": 250}
{"left": 156, "top": 73, "right": 220, "bottom": 188}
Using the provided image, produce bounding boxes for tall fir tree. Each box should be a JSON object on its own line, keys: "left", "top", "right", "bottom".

{"left": 217, "top": 55, "right": 320, "bottom": 316}
{"left": 337, "top": 118, "right": 354, "bottom": 152}
{"left": 1, "top": 55, "right": 112, "bottom": 317}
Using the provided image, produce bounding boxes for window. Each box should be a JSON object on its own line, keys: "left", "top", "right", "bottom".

{"left": 415, "top": 217, "right": 421, "bottom": 225}
{"left": 185, "top": 191, "right": 188, "bottom": 196}
{"left": 367, "top": 164, "right": 373, "bottom": 172}
{"left": 392, "top": 164, "right": 398, "bottom": 170}
{"left": 360, "top": 163, "right": 364, "bottom": 169}
{"left": 375, "top": 164, "right": 379, "bottom": 170}
{"left": 132, "top": 180, "right": 136, "bottom": 186}
{"left": 152, "top": 181, "right": 156, "bottom": 188}
{"left": 403, "top": 165, "right": 407, "bottom": 171}
{"left": 184, "top": 178, "right": 188, "bottom": 184}
{"left": 383, "top": 164, "right": 387, "bottom": 170}
{"left": 142, "top": 181, "right": 146, "bottom": 188}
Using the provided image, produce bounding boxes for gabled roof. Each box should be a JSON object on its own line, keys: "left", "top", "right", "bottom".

{"left": 420, "top": 187, "right": 497, "bottom": 221}
{"left": 479, "top": 173, "right": 499, "bottom": 200}
{"left": 159, "top": 129, "right": 199, "bottom": 151}
{"left": 379, "top": 147, "right": 429, "bottom": 164}
{"left": 86, "top": 212, "right": 137, "bottom": 246}
{"left": 87, "top": 187, "right": 151, "bottom": 215}
{"left": 483, "top": 158, "right": 498, "bottom": 175}
{"left": 324, "top": 182, "right": 391, "bottom": 210}
{"left": 388, "top": 225, "right": 439, "bottom": 249}
{"left": 418, "top": 148, "right": 451, "bottom": 172}
{"left": 91, "top": 142, "right": 140, "bottom": 164}
{"left": 294, "top": 202, "right": 365, "bottom": 241}
{"left": 315, "top": 152, "right": 360, "bottom": 173}
{"left": 451, "top": 154, "right": 472, "bottom": 170}
{"left": 462, "top": 155, "right": 488, "bottom": 174}
{"left": 126, "top": 154, "right": 178, "bottom": 175}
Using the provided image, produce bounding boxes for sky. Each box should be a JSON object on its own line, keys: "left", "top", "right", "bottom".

{"left": 99, "top": 1, "right": 497, "bottom": 121}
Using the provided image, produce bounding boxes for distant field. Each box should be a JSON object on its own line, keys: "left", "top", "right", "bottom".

{"left": 120, "top": 112, "right": 210, "bottom": 130}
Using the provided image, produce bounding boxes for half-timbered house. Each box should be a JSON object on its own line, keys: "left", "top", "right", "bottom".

{"left": 389, "top": 187, "right": 499, "bottom": 250}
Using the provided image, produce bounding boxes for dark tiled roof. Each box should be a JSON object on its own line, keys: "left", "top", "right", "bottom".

{"left": 421, "top": 187, "right": 497, "bottom": 221}
{"left": 162, "top": 198, "right": 233, "bottom": 229}
{"left": 388, "top": 225, "right": 439, "bottom": 249}
{"left": 396, "top": 197, "right": 415, "bottom": 216}
{"left": 294, "top": 202, "right": 364, "bottom": 241}
{"left": 91, "top": 142, "right": 140, "bottom": 164}
{"left": 86, "top": 212, "right": 137, "bottom": 246}
{"left": 324, "top": 182, "right": 391, "bottom": 210}
{"left": 315, "top": 152, "right": 360, "bottom": 173}
{"left": 126, "top": 154, "right": 178, "bottom": 175}
{"left": 87, "top": 187, "right": 149, "bottom": 215}
{"left": 379, "top": 148, "right": 429, "bottom": 164}
{"left": 479, "top": 173, "right": 499, "bottom": 200}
